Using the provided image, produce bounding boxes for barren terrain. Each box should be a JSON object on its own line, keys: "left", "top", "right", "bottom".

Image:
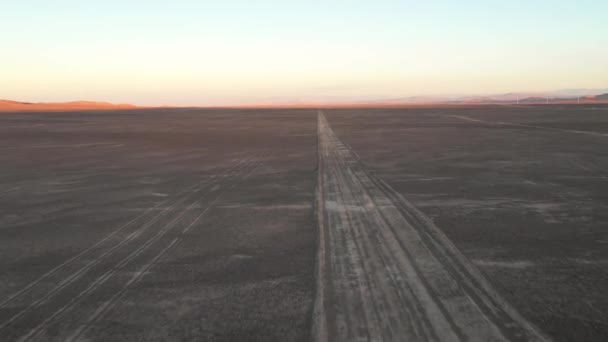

{"left": 0, "top": 109, "right": 317, "bottom": 341}
{"left": 324, "top": 105, "right": 608, "bottom": 341}
{"left": 1, "top": 105, "right": 606, "bottom": 341}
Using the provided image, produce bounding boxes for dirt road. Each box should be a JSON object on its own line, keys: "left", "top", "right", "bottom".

{"left": 313, "top": 111, "right": 551, "bottom": 341}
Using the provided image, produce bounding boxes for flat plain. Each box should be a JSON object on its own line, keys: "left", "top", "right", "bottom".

{"left": 0, "top": 105, "right": 606, "bottom": 341}
{"left": 324, "top": 105, "right": 608, "bottom": 341}
{"left": 0, "top": 109, "right": 317, "bottom": 341}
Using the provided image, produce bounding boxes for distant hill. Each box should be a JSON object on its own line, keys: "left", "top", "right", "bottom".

{"left": 519, "top": 97, "right": 549, "bottom": 103}
{"left": 333, "top": 88, "right": 608, "bottom": 106}
{"left": 3, "top": 89, "right": 608, "bottom": 110}
{"left": 0, "top": 99, "right": 136, "bottom": 112}
{"left": 594, "top": 93, "right": 608, "bottom": 100}
{"left": 552, "top": 88, "right": 608, "bottom": 97}
{"left": 368, "top": 89, "right": 608, "bottom": 106}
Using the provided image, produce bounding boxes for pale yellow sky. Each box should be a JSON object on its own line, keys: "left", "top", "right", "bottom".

{"left": 2, "top": 1, "right": 607, "bottom": 105}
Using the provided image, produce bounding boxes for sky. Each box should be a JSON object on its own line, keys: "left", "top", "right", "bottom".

{"left": 1, "top": 0, "right": 607, "bottom": 106}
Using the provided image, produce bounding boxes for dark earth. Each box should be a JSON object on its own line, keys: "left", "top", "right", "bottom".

{"left": 325, "top": 105, "right": 608, "bottom": 342}
{"left": 0, "top": 105, "right": 606, "bottom": 341}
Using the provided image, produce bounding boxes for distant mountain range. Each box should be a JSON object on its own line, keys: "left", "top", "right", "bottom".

{"left": 457, "top": 89, "right": 608, "bottom": 104}
{"left": 245, "top": 88, "right": 608, "bottom": 107}
{"left": 595, "top": 93, "right": 608, "bottom": 100}
{"left": 2, "top": 88, "right": 608, "bottom": 110}
{"left": 362, "top": 88, "right": 608, "bottom": 105}
{"left": 0, "top": 100, "right": 136, "bottom": 112}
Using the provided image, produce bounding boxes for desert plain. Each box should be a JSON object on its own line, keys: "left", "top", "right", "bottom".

{"left": 0, "top": 105, "right": 606, "bottom": 341}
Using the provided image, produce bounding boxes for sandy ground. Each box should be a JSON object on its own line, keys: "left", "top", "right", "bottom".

{"left": 0, "top": 109, "right": 317, "bottom": 341}
{"left": 314, "top": 112, "right": 548, "bottom": 341}
{"left": 324, "top": 105, "right": 608, "bottom": 342}
{"left": 0, "top": 105, "right": 606, "bottom": 341}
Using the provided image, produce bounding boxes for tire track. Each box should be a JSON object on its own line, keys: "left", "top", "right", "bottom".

{"left": 0, "top": 186, "right": 20, "bottom": 198}
{"left": 0, "top": 158, "right": 249, "bottom": 309}
{"left": 329, "top": 140, "right": 445, "bottom": 341}
{"left": 0, "top": 170, "right": 214, "bottom": 310}
{"left": 19, "top": 159, "right": 259, "bottom": 342}
{"left": 0, "top": 158, "right": 253, "bottom": 340}
{"left": 0, "top": 158, "right": 248, "bottom": 313}
{"left": 63, "top": 162, "right": 261, "bottom": 342}
{"left": 313, "top": 111, "right": 551, "bottom": 341}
